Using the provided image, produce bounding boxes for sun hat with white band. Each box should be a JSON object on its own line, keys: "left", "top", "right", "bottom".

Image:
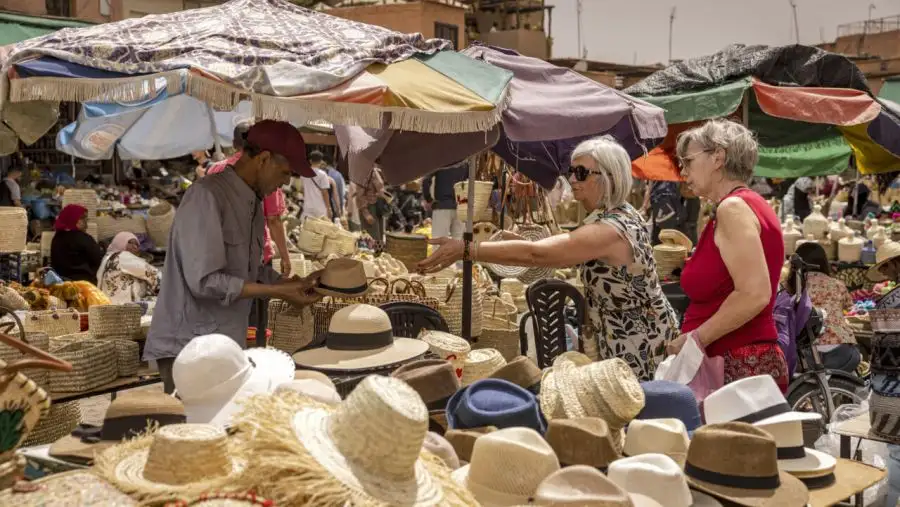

{"left": 608, "top": 454, "right": 722, "bottom": 507}
{"left": 173, "top": 335, "right": 295, "bottom": 428}
{"left": 623, "top": 418, "right": 690, "bottom": 467}
{"left": 703, "top": 375, "right": 820, "bottom": 426}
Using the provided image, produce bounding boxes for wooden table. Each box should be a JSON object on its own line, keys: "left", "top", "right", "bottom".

{"left": 830, "top": 413, "right": 892, "bottom": 507}
{"left": 50, "top": 368, "right": 160, "bottom": 404}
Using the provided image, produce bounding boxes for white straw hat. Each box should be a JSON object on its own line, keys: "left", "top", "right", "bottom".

{"left": 756, "top": 420, "right": 836, "bottom": 475}
{"left": 173, "top": 336, "right": 295, "bottom": 428}
{"left": 460, "top": 348, "right": 507, "bottom": 386}
{"left": 452, "top": 427, "right": 560, "bottom": 506}
{"left": 534, "top": 465, "right": 663, "bottom": 507}
{"left": 608, "top": 454, "right": 722, "bottom": 507}
{"left": 703, "top": 375, "right": 820, "bottom": 426}
{"left": 419, "top": 330, "right": 471, "bottom": 380}
{"left": 623, "top": 418, "right": 690, "bottom": 466}
{"left": 274, "top": 379, "right": 341, "bottom": 405}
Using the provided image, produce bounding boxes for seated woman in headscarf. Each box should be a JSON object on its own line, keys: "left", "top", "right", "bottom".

{"left": 50, "top": 204, "right": 105, "bottom": 284}
{"left": 843, "top": 183, "right": 882, "bottom": 219}
{"left": 97, "top": 232, "right": 161, "bottom": 304}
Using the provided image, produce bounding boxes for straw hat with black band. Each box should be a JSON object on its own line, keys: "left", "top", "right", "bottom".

{"left": 292, "top": 304, "right": 429, "bottom": 372}
{"left": 314, "top": 258, "right": 370, "bottom": 298}
{"left": 868, "top": 240, "right": 900, "bottom": 282}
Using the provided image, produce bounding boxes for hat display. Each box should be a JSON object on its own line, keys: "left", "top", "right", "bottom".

{"left": 868, "top": 240, "right": 900, "bottom": 282}
{"left": 94, "top": 424, "right": 245, "bottom": 502}
{"left": 245, "top": 120, "right": 314, "bottom": 177}
{"left": 545, "top": 418, "right": 622, "bottom": 470}
{"left": 623, "top": 418, "right": 690, "bottom": 467}
{"left": 452, "top": 427, "right": 561, "bottom": 506}
{"left": 490, "top": 356, "right": 542, "bottom": 394}
{"left": 444, "top": 426, "right": 497, "bottom": 463}
{"left": 703, "top": 375, "right": 820, "bottom": 427}
{"left": 292, "top": 304, "right": 429, "bottom": 372}
{"left": 424, "top": 431, "right": 461, "bottom": 470}
{"left": 683, "top": 422, "right": 809, "bottom": 507}
{"left": 460, "top": 348, "right": 507, "bottom": 386}
{"left": 273, "top": 379, "right": 341, "bottom": 405}
{"left": 165, "top": 492, "right": 274, "bottom": 506}
{"left": 637, "top": 380, "right": 702, "bottom": 433}
{"left": 231, "top": 374, "right": 478, "bottom": 506}
{"left": 808, "top": 458, "right": 886, "bottom": 507}
{"left": 446, "top": 378, "right": 546, "bottom": 434}
{"left": 419, "top": 330, "right": 471, "bottom": 380}
{"left": 0, "top": 470, "right": 139, "bottom": 506}
{"left": 533, "top": 465, "right": 663, "bottom": 507}
{"left": 49, "top": 390, "right": 186, "bottom": 464}
{"left": 608, "top": 454, "right": 721, "bottom": 507}
{"left": 174, "top": 336, "right": 295, "bottom": 428}
{"left": 391, "top": 358, "right": 460, "bottom": 410}
{"left": 756, "top": 420, "right": 835, "bottom": 482}
{"left": 292, "top": 369, "right": 336, "bottom": 389}
{"left": 314, "top": 258, "right": 369, "bottom": 298}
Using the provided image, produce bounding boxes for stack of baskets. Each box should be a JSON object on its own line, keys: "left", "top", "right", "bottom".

{"left": 321, "top": 228, "right": 358, "bottom": 258}
{"left": 21, "top": 309, "right": 82, "bottom": 338}
{"left": 653, "top": 229, "right": 693, "bottom": 280}
{"left": 298, "top": 217, "right": 336, "bottom": 257}
{"left": 88, "top": 304, "right": 143, "bottom": 377}
{"left": 48, "top": 339, "right": 118, "bottom": 393}
{"left": 0, "top": 207, "right": 27, "bottom": 253}
{"left": 454, "top": 180, "right": 493, "bottom": 223}
{"left": 96, "top": 214, "right": 148, "bottom": 241}
{"left": 148, "top": 202, "right": 175, "bottom": 248}
{"left": 0, "top": 331, "right": 51, "bottom": 388}
{"left": 384, "top": 233, "right": 428, "bottom": 272}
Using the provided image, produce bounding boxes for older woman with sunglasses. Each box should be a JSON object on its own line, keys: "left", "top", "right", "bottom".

{"left": 667, "top": 119, "right": 788, "bottom": 391}
{"left": 418, "top": 136, "right": 679, "bottom": 380}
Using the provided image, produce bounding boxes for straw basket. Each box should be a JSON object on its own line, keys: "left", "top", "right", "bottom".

{"left": 454, "top": 180, "right": 493, "bottom": 223}
{"left": 96, "top": 214, "right": 148, "bottom": 241}
{"left": 0, "top": 207, "right": 27, "bottom": 253}
{"left": 476, "top": 322, "right": 519, "bottom": 361}
{"left": 483, "top": 295, "right": 519, "bottom": 329}
{"left": 654, "top": 229, "right": 692, "bottom": 280}
{"left": 0, "top": 284, "right": 28, "bottom": 311}
{"left": 298, "top": 229, "right": 325, "bottom": 256}
{"left": 0, "top": 331, "right": 50, "bottom": 388}
{"left": 62, "top": 189, "right": 98, "bottom": 217}
{"left": 85, "top": 221, "right": 99, "bottom": 241}
{"left": 22, "top": 309, "right": 81, "bottom": 338}
{"left": 49, "top": 332, "right": 91, "bottom": 349}
{"left": 48, "top": 340, "right": 117, "bottom": 393}
{"left": 40, "top": 231, "right": 54, "bottom": 259}
{"left": 22, "top": 401, "right": 81, "bottom": 447}
{"left": 104, "top": 339, "right": 140, "bottom": 377}
{"left": 385, "top": 233, "right": 428, "bottom": 271}
{"left": 147, "top": 202, "right": 175, "bottom": 248}
{"left": 515, "top": 224, "right": 555, "bottom": 285}
{"left": 443, "top": 276, "right": 483, "bottom": 338}
{"left": 89, "top": 304, "right": 142, "bottom": 339}
{"left": 267, "top": 300, "right": 315, "bottom": 354}
{"left": 321, "top": 229, "right": 358, "bottom": 257}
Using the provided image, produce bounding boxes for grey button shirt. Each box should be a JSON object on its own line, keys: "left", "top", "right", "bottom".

{"left": 144, "top": 168, "right": 280, "bottom": 361}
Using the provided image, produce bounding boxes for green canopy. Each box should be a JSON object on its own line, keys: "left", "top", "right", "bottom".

{"left": 640, "top": 77, "right": 751, "bottom": 124}
{"left": 0, "top": 12, "right": 93, "bottom": 46}
{"left": 879, "top": 79, "right": 900, "bottom": 104}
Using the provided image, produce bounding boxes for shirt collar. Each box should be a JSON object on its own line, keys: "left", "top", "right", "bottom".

{"left": 223, "top": 165, "right": 261, "bottom": 202}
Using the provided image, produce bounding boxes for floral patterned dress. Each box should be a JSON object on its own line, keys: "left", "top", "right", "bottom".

{"left": 97, "top": 251, "right": 161, "bottom": 304}
{"left": 580, "top": 204, "right": 680, "bottom": 380}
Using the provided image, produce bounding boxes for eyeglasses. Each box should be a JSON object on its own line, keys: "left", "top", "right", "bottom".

{"left": 569, "top": 165, "right": 601, "bottom": 182}
{"left": 677, "top": 149, "right": 712, "bottom": 170}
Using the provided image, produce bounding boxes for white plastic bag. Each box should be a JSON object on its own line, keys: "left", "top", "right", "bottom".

{"left": 654, "top": 336, "right": 704, "bottom": 384}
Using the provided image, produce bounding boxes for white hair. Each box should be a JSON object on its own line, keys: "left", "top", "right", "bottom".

{"left": 676, "top": 119, "right": 759, "bottom": 183}
{"left": 570, "top": 135, "right": 633, "bottom": 209}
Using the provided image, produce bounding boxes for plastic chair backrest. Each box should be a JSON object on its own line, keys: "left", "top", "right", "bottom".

{"left": 524, "top": 279, "right": 586, "bottom": 369}
{"left": 379, "top": 301, "right": 450, "bottom": 338}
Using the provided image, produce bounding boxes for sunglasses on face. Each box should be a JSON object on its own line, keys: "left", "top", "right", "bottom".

{"left": 569, "top": 165, "right": 599, "bottom": 182}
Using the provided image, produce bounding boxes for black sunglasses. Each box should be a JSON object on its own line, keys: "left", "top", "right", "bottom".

{"left": 569, "top": 165, "right": 599, "bottom": 182}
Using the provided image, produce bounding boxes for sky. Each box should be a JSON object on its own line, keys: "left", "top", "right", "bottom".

{"left": 546, "top": 0, "right": 899, "bottom": 65}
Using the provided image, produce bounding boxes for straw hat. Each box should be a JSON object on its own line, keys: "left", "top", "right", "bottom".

{"left": 460, "top": 348, "right": 507, "bottom": 386}
{"left": 807, "top": 458, "right": 886, "bottom": 507}
{"left": 608, "top": 454, "right": 721, "bottom": 507}
{"left": 683, "top": 422, "right": 808, "bottom": 507}
{"left": 533, "top": 465, "right": 662, "bottom": 507}
{"left": 419, "top": 330, "right": 471, "bottom": 380}
{"left": 452, "top": 427, "right": 561, "bottom": 506}
{"left": 490, "top": 355, "right": 542, "bottom": 394}
{"left": 293, "top": 304, "right": 429, "bottom": 372}
{"left": 868, "top": 240, "right": 900, "bottom": 282}
{"left": 233, "top": 375, "right": 478, "bottom": 506}
{"left": 444, "top": 426, "right": 497, "bottom": 463}
{"left": 49, "top": 390, "right": 185, "bottom": 464}
{"left": 0, "top": 470, "right": 139, "bottom": 506}
{"left": 292, "top": 369, "right": 336, "bottom": 389}
{"left": 165, "top": 492, "right": 274, "bottom": 506}
{"left": 273, "top": 379, "right": 341, "bottom": 405}
{"left": 424, "top": 431, "right": 461, "bottom": 470}
{"left": 545, "top": 418, "right": 622, "bottom": 470}
{"left": 703, "top": 375, "right": 820, "bottom": 427}
{"left": 174, "top": 337, "right": 295, "bottom": 428}
{"left": 623, "top": 418, "right": 690, "bottom": 467}
{"left": 94, "top": 424, "right": 245, "bottom": 502}
{"left": 314, "top": 258, "right": 370, "bottom": 298}
{"left": 391, "top": 359, "right": 460, "bottom": 410}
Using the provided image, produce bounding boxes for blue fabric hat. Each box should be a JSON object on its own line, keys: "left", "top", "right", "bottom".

{"left": 636, "top": 380, "right": 702, "bottom": 432}
{"left": 445, "top": 378, "right": 546, "bottom": 434}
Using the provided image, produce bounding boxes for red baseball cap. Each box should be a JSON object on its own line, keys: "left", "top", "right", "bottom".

{"left": 245, "top": 120, "right": 314, "bottom": 177}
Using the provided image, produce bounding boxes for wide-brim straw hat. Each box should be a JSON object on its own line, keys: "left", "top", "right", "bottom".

{"left": 533, "top": 465, "right": 663, "bottom": 507}
{"left": 608, "top": 454, "right": 721, "bottom": 507}
{"left": 460, "top": 348, "right": 507, "bottom": 386}
{"left": 489, "top": 355, "right": 542, "bottom": 393}
{"left": 94, "top": 424, "right": 245, "bottom": 503}
{"left": 807, "top": 458, "right": 885, "bottom": 507}
{"left": 755, "top": 420, "right": 835, "bottom": 476}
{"left": 868, "top": 240, "right": 900, "bottom": 282}
{"left": 165, "top": 492, "right": 274, "bottom": 506}
{"left": 314, "top": 258, "right": 370, "bottom": 298}
{"left": 0, "top": 470, "right": 139, "bottom": 506}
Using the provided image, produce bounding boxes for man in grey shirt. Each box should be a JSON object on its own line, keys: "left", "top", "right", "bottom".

{"left": 144, "top": 120, "right": 321, "bottom": 393}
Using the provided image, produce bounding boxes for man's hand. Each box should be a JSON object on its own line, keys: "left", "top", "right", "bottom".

{"left": 280, "top": 257, "right": 292, "bottom": 277}
{"left": 274, "top": 270, "right": 324, "bottom": 308}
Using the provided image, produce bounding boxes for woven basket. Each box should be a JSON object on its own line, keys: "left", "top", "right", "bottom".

{"left": 48, "top": 340, "right": 117, "bottom": 393}
{"left": 49, "top": 332, "right": 91, "bottom": 349}
{"left": 443, "top": 276, "right": 483, "bottom": 338}
{"left": 268, "top": 300, "right": 315, "bottom": 354}
{"left": 515, "top": 224, "right": 555, "bottom": 285}
{"left": 0, "top": 331, "right": 50, "bottom": 388}
{"left": 96, "top": 214, "right": 148, "bottom": 240}
{"left": 476, "top": 318, "right": 520, "bottom": 361}
{"left": 454, "top": 180, "right": 493, "bottom": 223}
{"left": 298, "top": 229, "right": 326, "bottom": 255}
{"left": 85, "top": 221, "right": 99, "bottom": 241}
{"left": 62, "top": 189, "right": 98, "bottom": 217}
{"left": 147, "top": 202, "right": 175, "bottom": 248}
{"left": 385, "top": 233, "right": 428, "bottom": 272}
{"left": 22, "top": 309, "right": 81, "bottom": 338}
{"left": 105, "top": 339, "right": 140, "bottom": 377}
{"left": 40, "top": 231, "right": 54, "bottom": 259}
{"left": 321, "top": 229, "right": 358, "bottom": 258}
{"left": 483, "top": 230, "right": 529, "bottom": 279}
{"left": 483, "top": 295, "right": 519, "bottom": 329}
{"left": 0, "top": 285, "right": 28, "bottom": 311}
{"left": 654, "top": 245, "right": 687, "bottom": 279}
{"left": 0, "top": 207, "right": 27, "bottom": 253}
{"left": 22, "top": 401, "right": 81, "bottom": 447}
{"left": 89, "top": 303, "right": 142, "bottom": 339}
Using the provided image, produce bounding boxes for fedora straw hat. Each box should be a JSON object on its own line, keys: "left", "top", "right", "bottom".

{"left": 683, "top": 422, "right": 808, "bottom": 507}
{"left": 868, "top": 240, "right": 900, "bottom": 282}
{"left": 444, "top": 426, "right": 497, "bottom": 463}
{"left": 174, "top": 336, "right": 295, "bottom": 428}
{"left": 231, "top": 374, "right": 478, "bottom": 506}
{"left": 0, "top": 470, "right": 139, "bottom": 506}
{"left": 419, "top": 330, "right": 471, "bottom": 381}
{"left": 460, "top": 348, "right": 507, "bottom": 386}
{"left": 623, "top": 418, "right": 690, "bottom": 467}
{"left": 608, "top": 454, "right": 721, "bottom": 507}
{"left": 94, "top": 424, "right": 245, "bottom": 503}
{"left": 756, "top": 420, "right": 835, "bottom": 479}
{"left": 49, "top": 390, "right": 185, "bottom": 465}
{"left": 703, "top": 375, "right": 820, "bottom": 427}
{"left": 533, "top": 465, "right": 662, "bottom": 507}
{"left": 391, "top": 359, "right": 460, "bottom": 410}
{"left": 490, "top": 355, "right": 542, "bottom": 394}
{"left": 292, "top": 304, "right": 429, "bottom": 372}
{"left": 452, "top": 427, "right": 561, "bottom": 506}
{"left": 314, "top": 258, "right": 370, "bottom": 298}
{"left": 545, "top": 418, "right": 622, "bottom": 470}
{"left": 542, "top": 358, "right": 645, "bottom": 430}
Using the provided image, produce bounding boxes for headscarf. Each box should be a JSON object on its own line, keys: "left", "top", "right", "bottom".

{"left": 108, "top": 232, "right": 138, "bottom": 254}
{"left": 54, "top": 205, "right": 87, "bottom": 232}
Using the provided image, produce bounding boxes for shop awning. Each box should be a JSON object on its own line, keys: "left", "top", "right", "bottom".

{"left": 0, "top": 12, "right": 93, "bottom": 46}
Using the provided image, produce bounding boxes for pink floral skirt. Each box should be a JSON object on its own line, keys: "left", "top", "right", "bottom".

{"left": 722, "top": 342, "right": 789, "bottom": 393}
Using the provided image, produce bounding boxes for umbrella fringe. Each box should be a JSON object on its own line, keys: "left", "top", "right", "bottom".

{"left": 8, "top": 71, "right": 182, "bottom": 104}
{"left": 187, "top": 74, "right": 246, "bottom": 112}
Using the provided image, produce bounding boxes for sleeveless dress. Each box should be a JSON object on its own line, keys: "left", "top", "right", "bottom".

{"left": 580, "top": 203, "right": 680, "bottom": 380}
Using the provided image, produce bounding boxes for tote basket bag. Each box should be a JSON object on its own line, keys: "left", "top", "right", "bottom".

{"left": 48, "top": 340, "right": 117, "bottom": 393}
{"left": 147, "top": 202, "right": 175, "bottom": 248}
{"left": 268, "top": 300, "right": 315, "bottom": 354}
{"left": 443, "top": 276, "right": 483, "bottom": 338}
{"left": 89, "top": 304, "right": 142, "bottom": 339}
{"left": 384, "top": 233, "right": 428, "bottom": 272}
{"left": 22, "top": 309, "right": 81, "bottom": 338}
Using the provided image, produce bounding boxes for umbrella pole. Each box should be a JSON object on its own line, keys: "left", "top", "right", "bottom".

{"left": 462, "top": 155, "right": 477, "bottom": 342}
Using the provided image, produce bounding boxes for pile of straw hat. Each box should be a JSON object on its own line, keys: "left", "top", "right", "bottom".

{"left": 653, "top": 229, "right": 693, "bottom": 279}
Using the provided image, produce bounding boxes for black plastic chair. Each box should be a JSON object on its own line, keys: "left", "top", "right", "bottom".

{"left": 380, "top": 302, "right": 449, "bottom": 338}
{"left": 521, "top": 279, "right": 586, "bottom": 369}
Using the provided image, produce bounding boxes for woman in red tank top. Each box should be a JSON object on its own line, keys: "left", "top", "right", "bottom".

{"left": 666, "top": 119, "right": 789, "bottom": 392}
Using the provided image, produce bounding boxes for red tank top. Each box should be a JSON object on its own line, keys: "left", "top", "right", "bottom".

{"left": 680, "top": 188, "right": 784, "bottom": 357}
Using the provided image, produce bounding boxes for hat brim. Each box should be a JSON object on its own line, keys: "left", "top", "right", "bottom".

{"left": 686, "top": 470, "right": 808, "bottom": 507}
{"left": 291, "top": 338, "right": 429, "bottom": 372}
{"left": 807, "top": 458, "right": 885, "bottom": 507}
{"left": 452, "top": 465, "right": 534, "bottom": 506}
{"left": 691, "top": 489, "right": 724, "bottom": 507}
{"left": 753, "top": 410, "right": 821, "bottom": 427}
{"left": 778, "top": 447, "right": 836, "bottom": 474}
{"left": 868, "top": 257, "right": 897, "bottom": 282}
{"left": 314, "top": 285, "right": 371, "bottom": 299}
{"left": 49, "top": 435, "right": 116, "bottom": 464}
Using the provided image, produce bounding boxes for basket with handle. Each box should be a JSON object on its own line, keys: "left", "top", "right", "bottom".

{"left": 89, "top": 303, "right": 143, "bottom": 339}
{"left": 268, "top": 299, "right": 315, "bottom": 354}
{"left": 22, "top": 309, "right": 81, "bottom": 338}
{"left": 482, "top": 295, "right": 518, "bottom": 329}
{"left": 22, "top": 401, "right": 80, "bottom": 447}
{"left": 476, "top": 319, "right": 519, "bottom": 362}
{"left": 514, "top": 223, "right": 555, "bottom": 285}
{"left": 147, "top": 202, "right": 175, "bottom": 248}
{"left": 454, "top": 180, "right": 493, "bottom": 223}
{"left": 442, "top": 276, "right": 483, "bottom": 338}
{"left": 384, "top": 233, "right": 428, "bottom": 272}
{"left": 48, "top": 340, "right": 117, "bottom": 393}
{"left": 61, "top": 189, "right": 98, "bottom": 217}
{"left": 0, "top": 331, "right": 51, "bottom": 388}
{"left": 0, "top": 207, "right": 27, "bottom": 253}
